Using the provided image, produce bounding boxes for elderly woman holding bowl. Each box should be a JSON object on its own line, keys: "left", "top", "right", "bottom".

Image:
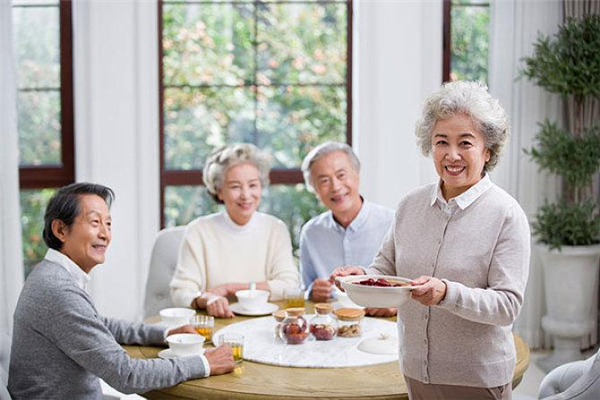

{"left": 170, "top": 143, "right": 299, "bottom": 318}
{"left": 332, "top": 81, "right": 530, "bottom": 400}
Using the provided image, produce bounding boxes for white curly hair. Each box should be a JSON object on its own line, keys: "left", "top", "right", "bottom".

{"left": 414, "top": 81, "right": 509, "bottom": 171}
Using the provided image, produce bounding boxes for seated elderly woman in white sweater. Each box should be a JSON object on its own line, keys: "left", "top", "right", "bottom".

{"left": 170, "top": 143, "right": 299, "bottom": 318}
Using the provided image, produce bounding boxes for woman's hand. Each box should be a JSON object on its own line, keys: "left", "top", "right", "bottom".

{"left": 196, "top": 293, "right": 234, "bottom": 318}
{"left": 208, "top": 283, "right": 237, "bottom": 298}
{"left": 411, "top": 276, "right": 447, "bottom": 306}
{"left": 329, "top": 266, "right": 366, "bottom": 291}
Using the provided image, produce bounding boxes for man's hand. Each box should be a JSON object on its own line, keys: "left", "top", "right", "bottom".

{"left": 365, "top": 307, "right": 397, "bottom": 317}
{"left": 411, "top": 276, "right": 447, "bottom": 306}
{"left": 204, "top": 345, "right": 235, "bottom": 375}
{"left": 329, "top": 266, "right": 366, "bottom": 291}
{"left": 167, "top": 324, "right": 197, "bottom": 336}
{"left": 310, "top": 279, "right": 332, "bottom": 302}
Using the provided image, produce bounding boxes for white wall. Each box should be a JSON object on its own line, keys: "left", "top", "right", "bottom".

{"left": 72, "top": 0, "right": 442, "bottom": 320}
{"left": 73, "top": 0, "right": 160, "bottom": 321}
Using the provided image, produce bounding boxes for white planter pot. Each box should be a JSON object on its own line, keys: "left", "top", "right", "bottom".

{"left": 538, "top": 244, "right": 600, "bottom": 372}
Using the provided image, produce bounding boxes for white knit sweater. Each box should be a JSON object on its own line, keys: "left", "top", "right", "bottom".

{"left": 170, "top": 211, "right": 299, "bottom": 307}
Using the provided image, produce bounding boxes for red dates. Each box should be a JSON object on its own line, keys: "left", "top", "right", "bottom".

{"left": 355, "top": 278, "right": 408, "bottom": 287}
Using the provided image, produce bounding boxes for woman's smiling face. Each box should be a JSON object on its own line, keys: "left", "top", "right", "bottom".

{"left": 218, "top": 162, "right": 262, "bottom": 226}
{"left": 431, "top": 113, "right": 490, "bottom": 200}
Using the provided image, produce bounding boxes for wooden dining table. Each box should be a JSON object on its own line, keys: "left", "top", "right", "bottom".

{"left": 125, "top": 301, "right": 530, "bottom": 400}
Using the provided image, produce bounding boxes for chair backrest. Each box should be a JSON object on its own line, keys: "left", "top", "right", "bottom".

{"left": 143, "top": 226, "right": 187, "bottom": 319}
{"left": 0, "top": 364, "right": 12, "bottom": 400}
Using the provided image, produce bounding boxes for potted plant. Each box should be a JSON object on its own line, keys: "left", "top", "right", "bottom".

{"left": 521, "top": 14, "right": 600, "bottom": 372}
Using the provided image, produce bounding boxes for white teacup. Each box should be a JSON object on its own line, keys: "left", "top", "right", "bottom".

{"left": 159, "top": 307, "right": 195, "bottom": 326}
{"left": 166, "top": 333, "right": 206, "bottom": 357}
{"left": 235, "top": 289, "right": 270, "bottom": 310}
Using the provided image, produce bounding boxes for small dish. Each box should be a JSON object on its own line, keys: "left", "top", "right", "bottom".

{"left": 159, "top": 307, "right": 195, "bottom": 326}
{"left": 336, "top": 275, "right": 413, "bottom": 308}
{"left": 230, "top": 302, "right": 279, "bottom": 316}
{"left": 235, "top": 289, "right": 270, "bottom": 310}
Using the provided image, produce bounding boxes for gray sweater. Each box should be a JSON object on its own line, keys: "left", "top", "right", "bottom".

{"left": 370, "top": 181, "right": 530, "bottom": 388}
{"left": 8, "top": 260, "right": 206, "bottom": 400}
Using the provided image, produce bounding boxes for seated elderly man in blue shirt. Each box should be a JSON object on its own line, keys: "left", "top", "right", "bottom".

{"left": 299, "top": 142, "right": 395, "bottom": 317}
{"left": 9, "top": 183, "right": 234, "bottom": 400}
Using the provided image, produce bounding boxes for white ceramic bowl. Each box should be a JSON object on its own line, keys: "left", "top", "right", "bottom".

{"left": 337, "top": 275, "right": 413, "bottom": 308}
{"left": 166, "top": 333, "right": 205, "bottom": 357}
{"left": 159, "top": 307, "right": 195, "bottom": 326}
{"left": 235, "top": 289, "right": 270, "bottom": 310}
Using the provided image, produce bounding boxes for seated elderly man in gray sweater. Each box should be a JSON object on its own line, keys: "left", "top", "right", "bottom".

{"left": 8, "top": 183, "right": 234, "bottom": 400}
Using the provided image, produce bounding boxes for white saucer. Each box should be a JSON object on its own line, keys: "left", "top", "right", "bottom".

{"left": 230, "top": 302, "right": 278, "bottom": 316}
{"left": 158, "top": 348, "right": 205, "bottom": 359}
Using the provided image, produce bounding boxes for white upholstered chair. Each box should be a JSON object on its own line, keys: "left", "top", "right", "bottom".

{"left": 0, "top": 365, "right": 11, "bottom": 400}
{"left": 539, "top": 349, "right": 600, "bottom": 399}
{"left": 143, "top": 226, "right": 187, "bottom": 319}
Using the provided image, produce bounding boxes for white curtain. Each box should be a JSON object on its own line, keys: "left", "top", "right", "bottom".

{"left": 488, "top": 0, "right": 565, "bottom": 350}
{"left": 0, "top": 0, "right": 24, "bottom": 388}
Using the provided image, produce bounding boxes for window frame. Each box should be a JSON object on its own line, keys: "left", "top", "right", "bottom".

{"left": 157, "top": 0, "right": 353, "bottom": 228}
{"left": 442, "top": 0, "right": 490, "bottom": 83}
{"left": 16, "top": 0, "right": 75, "bottom": 189}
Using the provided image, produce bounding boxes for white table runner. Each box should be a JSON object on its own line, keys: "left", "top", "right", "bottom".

{"left": 214, "top": 315, "right": 399, "bottom": 368}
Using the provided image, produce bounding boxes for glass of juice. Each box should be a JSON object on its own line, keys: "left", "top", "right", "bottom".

{"left": 190, "top": 315, "right": 214, "bottom": 343}
{"left": 284, "top": 287, "right": 305, "bottom": 309}
{"left": 217, "top": 333, "right": 244, "bottom": 365}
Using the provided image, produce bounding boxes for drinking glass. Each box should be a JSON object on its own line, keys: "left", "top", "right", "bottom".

{"left": 217, "top": 333, "right": 244, "bottom": 365}
{"left": 190, "top": 315, "right": 214, "bottom": 343}
{"left": 284, "top": 287, "right": 305, "bottom": 309}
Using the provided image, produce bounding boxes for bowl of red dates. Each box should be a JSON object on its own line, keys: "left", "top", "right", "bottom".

{"left": 336, "top": 275, "right": 413, "bottom": 308}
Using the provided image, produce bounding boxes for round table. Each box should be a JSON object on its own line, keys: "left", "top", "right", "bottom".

{"left": 126, "top": 302, "right": 530, "bottom": 400}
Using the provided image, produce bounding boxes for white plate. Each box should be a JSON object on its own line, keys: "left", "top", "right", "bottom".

{"left": 158, "top": 348, "right": 204, "bottom": 359}
{"left": 230, "top": 302, "right": 279, "bottom": 316}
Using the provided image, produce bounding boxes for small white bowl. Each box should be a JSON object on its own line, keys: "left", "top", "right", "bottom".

{"left": 159, "top": 307, "right": 195, "bottom": 326}
{"left": 337, "top": 275, "right": 413, "bottom": 308}
{"left": 235, "top": 289, "right": 270, "bottom": 310}
{"left": 166, "top": 333, "right": 205, "bottom": 357}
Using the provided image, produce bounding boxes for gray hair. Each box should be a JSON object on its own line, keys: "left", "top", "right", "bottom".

{"left": 203, "top": 143, "right": 271, "bottom": 204}
{"left": 301, "top": 141, "right": 360, "bottom": 192}
{"left": 414, "top": 81, "right": 509, "bottom": 171}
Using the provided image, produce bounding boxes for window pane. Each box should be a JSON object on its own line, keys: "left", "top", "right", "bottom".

{"left": 20, "top": 188, "right": 56, "bottom": 278}
{"left": 164, "top": 185, "right": 220, "bottom": 227}
{"left": 163, "top": 2, "right": 255, "bottom": 86}
{"left": 164, "top": 184, "right": 325, "bottom": 252}
{"left": 17, "top": 90, "right": 62, "bottom": 166}
{"left": 260, "top": 184, "right": 325, "bottom": 251}
{"left": 257, "top": 85, "right": 346, "bottom": 168}
{"left": 450, "top": 5, "right": 489, "bottom": 83}
{"left": 12, "top": 5, "right": 60, "bottom": 89}
{"left": 257, "top": 2, "right": 347, "bottom": 85}
{"left": 164, "top": 86, "right": 255, "bottom": 170}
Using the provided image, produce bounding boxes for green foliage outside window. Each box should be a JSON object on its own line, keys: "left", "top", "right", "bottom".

{"left": 450, "top": 2, "right": 490, "bottom": 83}
{"left": 162, "top": 1, "right": 348, "bottom": 249}
{"left": 20, "top": 189, "right": 56, "bottom": 278}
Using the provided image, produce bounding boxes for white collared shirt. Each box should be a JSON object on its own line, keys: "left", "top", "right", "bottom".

{"left": 44, "top": 248, "right": 90, "bottom": 290}
{"left": 429, "top": 174, "right": 492, "bottom": 215}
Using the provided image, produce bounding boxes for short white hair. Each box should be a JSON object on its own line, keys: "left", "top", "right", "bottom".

{"left": 300, "top": 141, "right": 360, "bottom": 192}
{"left": 414, "top": 81, "right": 509, "bottom": 171}
{"left": 203, "top": 143, "right": 271, "bottom": 204}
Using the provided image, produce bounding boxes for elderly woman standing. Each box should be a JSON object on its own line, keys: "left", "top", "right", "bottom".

{"left": 332, "top": 81, "right": 530, "bottom": 399}
{"left": 170, "top": 143, "right": 299, "bottom": 318}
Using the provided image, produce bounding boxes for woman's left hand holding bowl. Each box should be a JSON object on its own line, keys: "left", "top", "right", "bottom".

{"left": 329, "top": 266, "right": 366, "bottom": 291}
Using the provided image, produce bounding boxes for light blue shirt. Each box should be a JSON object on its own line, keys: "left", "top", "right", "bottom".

{"left": 299, "top": 200, "right": 394, "bottom": 293}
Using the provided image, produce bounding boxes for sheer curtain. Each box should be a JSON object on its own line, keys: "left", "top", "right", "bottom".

{"left": 0, "top": 0, "right": 24, "bottom": 388}
{"left": 488, "top": 0, "right": 564, "bottom": 350}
